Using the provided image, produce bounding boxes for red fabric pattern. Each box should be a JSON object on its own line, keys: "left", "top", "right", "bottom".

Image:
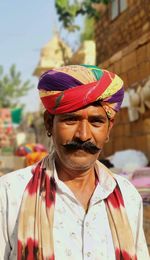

{"left": 116, "top": 248, "right": 137, "bottom": 260}
{"left": 17, "top": 240, "right": 23, "bottom": 260}
{"left": 41, "top": 71, "right": 114, "bottom": 114}
{"left": 27, "top": 164, "right": 41, "bottom": 195}
{"left": 107, "top": 185, "right": 124, "bottom": 208}
{"left": 18, "top": 238, "right": 38, "bottom": 260}
{"left": 45, "top": 176, "right": 56, "bottom": 208}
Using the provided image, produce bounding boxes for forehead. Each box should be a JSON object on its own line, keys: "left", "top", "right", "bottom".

{"left": 58, "top": 105, "right": 107, "bottom": 118}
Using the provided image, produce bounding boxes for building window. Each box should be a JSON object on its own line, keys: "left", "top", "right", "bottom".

{"left": 111, "top": 0, "right": 127, "bottom": 20}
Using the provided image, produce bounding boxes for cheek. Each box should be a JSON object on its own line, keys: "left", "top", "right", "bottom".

{"left": 93, "top": 127, "right": 109, "bottom": 144}
{"left": 52, "top": 124, "right": 76, "bottom": 144}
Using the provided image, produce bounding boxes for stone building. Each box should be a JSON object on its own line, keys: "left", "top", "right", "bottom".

{"left": 95, "top": 0, "right": 150, "bottom": 161}
{"left": 70, "top": 40, "right": 96, "bottom": 65}
{"left": 33, "top": 33, "right": 73, "bottom": 77}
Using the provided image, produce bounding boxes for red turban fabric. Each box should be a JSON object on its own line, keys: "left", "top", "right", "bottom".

{"left": 38, "top": 65, "right": 124, "bottom": 119}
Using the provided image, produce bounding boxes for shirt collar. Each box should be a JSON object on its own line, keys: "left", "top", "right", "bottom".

{"left": 91, "top": 161, "right": 116, "bottom": 203}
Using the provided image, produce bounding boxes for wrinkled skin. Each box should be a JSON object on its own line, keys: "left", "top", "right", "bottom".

{"left": 44, "top": 105, "right": 113, "bottom": 174}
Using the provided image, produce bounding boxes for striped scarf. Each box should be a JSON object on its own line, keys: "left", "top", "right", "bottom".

{"left": 17, "top": 156, "right": 137, "bottom": 260}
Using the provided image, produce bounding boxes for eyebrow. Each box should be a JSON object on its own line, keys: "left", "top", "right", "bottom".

{"left": 59, "top": 113, "right": 107, "bottom": 121}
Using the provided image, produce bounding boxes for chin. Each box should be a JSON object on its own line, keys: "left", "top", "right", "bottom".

{"left": 55, "top": 149, "right": 100, "bottom": 172}
{"left": 64, "top": 153, "right": 98, "bottom": 171}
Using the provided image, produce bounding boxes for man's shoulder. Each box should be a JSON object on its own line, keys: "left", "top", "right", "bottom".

{"left": 0, "top": 166, "right": 33, "bottom": 193}
{"left": 114, "top": 173, "right": 142, "bottom": 203}
{"left": 97, "top": 161, "right": 141, "bottom": 199}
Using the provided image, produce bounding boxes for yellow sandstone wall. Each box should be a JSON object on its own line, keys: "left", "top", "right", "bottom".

{"left": 95, "top": 0, "right": 150, "bottom": 161}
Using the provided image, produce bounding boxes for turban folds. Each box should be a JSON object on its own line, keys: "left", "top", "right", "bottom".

{"left": 38, "top": 65, "right": 124, "bottom": 119}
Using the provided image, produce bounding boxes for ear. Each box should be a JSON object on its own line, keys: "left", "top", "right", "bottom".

{"left": 44, "top": 110, "right": 54, "bottom": 134}
{"left": 106, "top": 119, "right": 114, "bottom": 142}
{"left": 108, "top": 119, "right": 114, "bottom": 132}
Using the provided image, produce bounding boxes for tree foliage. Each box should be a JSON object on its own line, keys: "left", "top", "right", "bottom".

{"left": 0, "top": 64, "right": 33, "bottom": 108}
{"left": 80, "top": 17, "right": 95, "bottom": 42}
{"left": 55, "top": 0, "right": 110, "bottom": 31}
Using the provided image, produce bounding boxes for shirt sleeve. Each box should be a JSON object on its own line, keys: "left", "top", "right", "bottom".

{"left": 0, "top": 182, "right": 11, "bottom": 260}
{"left": 136, "top": 198, "right": 150, "bottom": 260}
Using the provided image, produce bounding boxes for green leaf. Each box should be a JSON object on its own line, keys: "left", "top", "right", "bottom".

{"left": 55, "top": 0, "right": 111, "bottom": 30}
{"left": 0, "top": 64, "right": 33, "bottom": 108}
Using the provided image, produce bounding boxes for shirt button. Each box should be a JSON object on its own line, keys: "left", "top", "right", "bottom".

{"left": 66, "top": 249, "right": 72, "bottom": 256}
{"left": 70, "top": 232, "right": 76, "bottom": 238}
{"left": 87, "top": 252, "right": 91, "bottom": 257}
{"left": 77, "top": 219, "right": 82, "bottom": 225}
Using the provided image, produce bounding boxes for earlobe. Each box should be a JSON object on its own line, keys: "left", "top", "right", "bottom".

{"left": 47, "top": 131, "right": 52, "bottom": 137}
{"left": 105, "top": 136, "right": 109, "bottom": 143}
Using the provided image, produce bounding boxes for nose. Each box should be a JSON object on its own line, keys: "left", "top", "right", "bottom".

{"left": 75, "top": 120, "right": 92, "bottom": 142}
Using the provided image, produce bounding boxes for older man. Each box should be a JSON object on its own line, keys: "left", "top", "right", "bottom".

{"left": 0, "top": 65, "right": 149, "bottom": 259}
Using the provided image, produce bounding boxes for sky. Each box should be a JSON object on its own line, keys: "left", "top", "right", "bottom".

{"left": 0, "top": 0, "right": 83, "bottom": 112}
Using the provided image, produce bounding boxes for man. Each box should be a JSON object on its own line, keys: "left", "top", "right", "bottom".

{"left": 0, "top": 65, "right": 149, "bottom": 259}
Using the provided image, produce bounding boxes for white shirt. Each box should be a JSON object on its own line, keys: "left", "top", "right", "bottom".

{"left": 0, "top": 163, "right": 149, "bottom": 260}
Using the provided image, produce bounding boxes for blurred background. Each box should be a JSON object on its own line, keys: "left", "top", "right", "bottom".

{"left": 0, "top": 0, "right": 149, "bottom": 251}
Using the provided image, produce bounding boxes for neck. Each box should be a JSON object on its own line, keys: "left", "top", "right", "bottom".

{"left": 55, "top": 156, "right": 97, "bottom": 211}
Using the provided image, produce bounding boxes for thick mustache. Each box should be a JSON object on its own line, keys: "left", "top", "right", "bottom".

{"left": 62, "top": 140, "right": 101, "bottom": 154}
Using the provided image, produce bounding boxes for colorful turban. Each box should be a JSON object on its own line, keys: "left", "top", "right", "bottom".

{"left": 38, "top": 65, "right": 124, "bottom": 119}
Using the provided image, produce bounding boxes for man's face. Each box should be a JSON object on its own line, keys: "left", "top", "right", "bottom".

{"left": 45, "top": 105, "right": 113, "bottom": 172}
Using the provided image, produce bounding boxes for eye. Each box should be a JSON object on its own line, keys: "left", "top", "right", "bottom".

{"left": 62, "top": 117, "right": 77, "bottom": 125}
{"left": 90, "top": 119, "right": 105, "bottom": 127}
